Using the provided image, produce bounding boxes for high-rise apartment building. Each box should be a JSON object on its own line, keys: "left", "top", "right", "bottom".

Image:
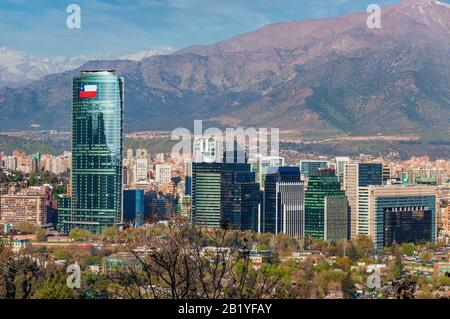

{"left": 0, "top": 194, "right": 48, "bottom": 226}
{"left": 155, "top": 164, "right": 171, "bottom": 185}
{"left": 441, "top": 202, "right": 450, "bottom": 236}
{"left": 57, "top": 70, "right": 124, "bottom": 233}
{"left": 134, "top": 159, "right": 148, "bottom": 184}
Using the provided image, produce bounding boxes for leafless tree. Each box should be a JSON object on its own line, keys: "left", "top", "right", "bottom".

{"left": 107, "top": 222, "right": 282, "bottom": 299}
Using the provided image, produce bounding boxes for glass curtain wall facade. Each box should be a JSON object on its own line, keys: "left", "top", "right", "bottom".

{"left": 192, "top": 162, "right": 261, "bottom": 230}
{"left": 60, "top": 70, "right": 124, "bottom": 233}
{"left": 263, "top": 167, "right": 301, "bottom": 233}
{"left": 192, "top": 163, "right": 222, "bottom": 228}
{"left": 305, "top": 175, "right": 348, "bottom": 240}
{"left": 358, "top": 185, "right": 436, "bottom": 250}
{"left": 123, "top": 189, "right": 145, "bottom": 227}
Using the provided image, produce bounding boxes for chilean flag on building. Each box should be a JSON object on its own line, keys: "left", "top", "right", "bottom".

{"left": 79, "top": 84, "right": 97, "bottom": 98}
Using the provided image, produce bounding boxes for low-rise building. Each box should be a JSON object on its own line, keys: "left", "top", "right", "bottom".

{"left": 434, "top": 262, "right": 450, "bottom": 276}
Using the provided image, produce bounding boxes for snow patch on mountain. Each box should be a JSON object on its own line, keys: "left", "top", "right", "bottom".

{"left": 0, "top": 46, "right": 175, "bottom": 88}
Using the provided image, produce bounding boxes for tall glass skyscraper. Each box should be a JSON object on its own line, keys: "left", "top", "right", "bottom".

{"left": 263, "top": 167, "right": 302, "bottom": 234}
{"left": 191, "top": 162, "right": 261, "bottom": 230}
{"left": 58, "top": 70, "right": 124, "bottom": 233}
{"left": 305, "top": 173, "right": 348, "bottom": 241}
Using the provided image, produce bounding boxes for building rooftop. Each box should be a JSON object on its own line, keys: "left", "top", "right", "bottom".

{"left": 80, "top": 70, "right": 116, "bottom": 74}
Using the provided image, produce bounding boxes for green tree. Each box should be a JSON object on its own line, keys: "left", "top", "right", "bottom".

{"left": 419, "top": 251, "right": 433, "bottom": 264}
{"left": 347, "top": 244, "right": 359, "bottom": 263}
{"left": 341, "top": 271, "right": 355, "bottom": 299}
{"left": 34, "top": 274, "right": 76, "bottom": 299}
{"left": 34, "top": 228, "right": 47, "bottom": 241}
{"left": 69, "top": 228, "right": 93, "bottom": 242}
{"left": 0, "top": 250, "right": 42, "bottom": 299}
{"left": 401, "top": 243, "right": 415, "bottom": 256}
{"left": 334, "top": 256, "right": 352, "bottom": 271}
{"left": 53, "top": 248, "right": 72, "bottom": 261}
{"left": 353, "top": 235, "right": 374, "bottom": 258}
{"left": 15, "top": 221, "right": 35, "bottom": 234}
{"left": 102, "top": 225, "right": 120, "bottom": 242}
{"left": 392, "top": 243, "right": 404, "bottom": 280}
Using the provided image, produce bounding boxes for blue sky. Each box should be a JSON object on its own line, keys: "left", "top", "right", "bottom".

{"left": 0, "top": 0, "right": 429, "bottom": 57}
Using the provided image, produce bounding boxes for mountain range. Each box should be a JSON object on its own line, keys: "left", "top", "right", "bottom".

{"left": 0, "top": 46, "right": 175, "bottom": 88}
{"left": 0, "top": 0, "right": 449, "bottom": 137}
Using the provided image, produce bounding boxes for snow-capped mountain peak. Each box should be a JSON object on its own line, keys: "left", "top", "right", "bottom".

{"left": 0, "top": 46, "right": 176, "bottom": 88}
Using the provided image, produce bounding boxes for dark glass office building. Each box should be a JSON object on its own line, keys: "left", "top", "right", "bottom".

{"left": 358, "top": 163, "right": 383, "bottom": 187}
{"left": 222, "top": 170, "right": 261, "bottom": 231}
{"left": 263, "top": 167, "right": 301, "bottom": 233}
{"left": 358, "top": 185, "right": 436, "bottom": 250}
{"left": 384, "top": 206, "right": 433, "bottom": 247}
{"left": 192, "top": 162, "right": 261, "bottom": 230}
{"left": 58, "top": 70, "right": 124, "bottom": 233}
{"left": 56, "top": 195, "right": 72, "bottom": 233}
{"left": 123, "top": 189, "right": 145, "bottom": 227}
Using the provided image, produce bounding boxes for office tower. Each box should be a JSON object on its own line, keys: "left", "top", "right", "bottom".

{"left": 223, "top": 139, "right": 247, "bottom": 164}
{"left": 249, "top": 155, "right": 285, "bottom": 190}
{"left": 123, "top": 189, "right": 145, "bottom": 227}
{"left": 193, "top": 136, "right": 222, "bottom": 163}
{"left": 155, "top": 164, "right": 171, "bottom": 185}
{"left": 304, "top": 173, "right": 348, "bottom": 241}
{"left": 300, "top": 160, "right": 329, "bottom": 179}
{"left": 184, "top": 160, "right": 192, "bottom": 195}
{"left": 148, "top": 197, "right": 170, "bottom": 220}
{"left": 274, "top": 183, "right": 305, "bottom": 238}
{"left": 344, "top": 163, "right": 383, "bottom": 238}
{"left": 58, "top": 70, "right": 124, "bottom": 233}
{"left": 192, "top": 162, "right": 261, "bottom": 230}
{"left": 192, "top": 163, "right": 222, "bottom": 228}
{"left": 335, "top": 157, "right": 350, "bottom": 182}
{"left": 358, "top": 184, "right": 436, "bottom": 250}
{"left": 222, "top": 170, "right": 262, "bottom": 231}
{"left": 263, "top": 167, "right": 303, "bottom": 235}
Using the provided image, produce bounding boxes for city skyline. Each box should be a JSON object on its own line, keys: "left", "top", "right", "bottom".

{"left": 0, "top": 0, "right": 450, "bottom": 303}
